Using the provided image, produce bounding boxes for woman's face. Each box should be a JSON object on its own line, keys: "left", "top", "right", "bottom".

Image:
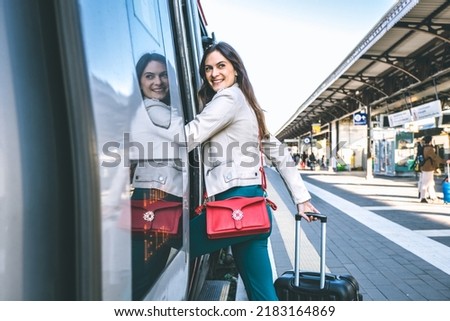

{"left": 204, "top": 50, "right": 236, "bottom": 92}
{"left": 140, "top": 60, "right": 169, "bottom": 100}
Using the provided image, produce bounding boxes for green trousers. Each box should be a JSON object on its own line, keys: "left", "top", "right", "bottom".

{"left": 190, "top": 185, "right": 279, "bottom": 301}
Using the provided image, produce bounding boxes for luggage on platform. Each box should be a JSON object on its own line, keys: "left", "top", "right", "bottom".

{"left": 274, "top": 213, "right": 363, "bottom": 301}
{"left": 443, "top": 163, "right": 450, "bottom": 204}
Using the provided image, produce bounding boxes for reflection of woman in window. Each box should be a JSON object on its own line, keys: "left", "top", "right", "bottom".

{"left": 130, "top": 53, "right": 182, "bottom": 300}
{"left": 136, "top": 52, "right": 170, "bottom": 105}
{"left": 132, "top": 53, "right": 182, "bottom": 196}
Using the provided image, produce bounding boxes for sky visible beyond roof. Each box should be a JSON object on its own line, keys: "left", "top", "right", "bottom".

{"left": 200, "top": 0, "right": 398, "bottom": 133}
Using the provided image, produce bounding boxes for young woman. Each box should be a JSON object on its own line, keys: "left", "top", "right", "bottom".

{"left": 186, "top": 42, "right": 319, "bottom": 300}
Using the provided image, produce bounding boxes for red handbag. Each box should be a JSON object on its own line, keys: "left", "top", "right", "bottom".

{"left": 128, "top": 200, "right": 182, "bottom": 234}
{"left": 201, "top": 142, "right": 277, "bottom": 239}
{"left": 205, "top": 196, "right": 271, "bottom": 239}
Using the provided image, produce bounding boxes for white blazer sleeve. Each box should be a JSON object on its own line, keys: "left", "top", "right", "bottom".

{"left": 262, "top": 134, "right": 311, "bottom": 204}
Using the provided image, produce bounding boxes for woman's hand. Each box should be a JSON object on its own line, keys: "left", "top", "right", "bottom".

{"left": 297, "top": 200, "right": 320, "bottom": 222}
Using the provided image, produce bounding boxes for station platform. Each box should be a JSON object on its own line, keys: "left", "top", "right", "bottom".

{"left": 236, "top": 168, "right": 450, "bottom": 301}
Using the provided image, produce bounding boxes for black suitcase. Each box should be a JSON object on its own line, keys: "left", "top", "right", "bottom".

{"left": 274, "top": 213, "right": 363, "bottom": 301}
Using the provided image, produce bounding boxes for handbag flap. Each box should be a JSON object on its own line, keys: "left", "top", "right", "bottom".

{"left": 206, "top": 196, "right": 269, "bottom": 234}
{"left": 131, "top": 200, "right": 181, "bottom": 212}
{"left": 130, "top": 200, "right": 182, "bottom": 233}
{"left": 205, "top": 196, "right": 266, "bottom": 211}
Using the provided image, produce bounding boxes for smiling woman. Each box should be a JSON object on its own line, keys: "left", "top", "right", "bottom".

{"left": 185, "top": 41, "right": 319, "bottom": 301}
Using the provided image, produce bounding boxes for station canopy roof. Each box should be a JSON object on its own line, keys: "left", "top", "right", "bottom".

{"left": 275, "top": 0, "right": 450, "bottom": 141}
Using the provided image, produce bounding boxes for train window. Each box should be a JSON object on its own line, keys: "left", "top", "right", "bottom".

{"left": 77, "top": 0, "right": 189, "bottom": 300}
{"left": 128, "top": 53, "right": 185, "bottom": 300}
{"left": 132, "top": 0, "right": 163, "bottom": 46}
{"left": 127, "top": 1, "right": 188, "bottom": 300}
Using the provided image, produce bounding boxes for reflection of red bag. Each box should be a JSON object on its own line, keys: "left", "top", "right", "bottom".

{"left": 130, "top": 200, "right": 182, "bottom": 234}
{"left": 206, "top": 196, "right": 271, "bottom": 239}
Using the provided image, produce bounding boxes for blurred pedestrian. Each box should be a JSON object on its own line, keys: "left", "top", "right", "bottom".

{"left": 419, "top": 136, "right": 450, "bottom": 203}
{"left": 308, "top": 152, "right": 316, "bottom": 170}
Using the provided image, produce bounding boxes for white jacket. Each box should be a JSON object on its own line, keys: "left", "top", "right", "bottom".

{"left": 185, "top": 84, "right": 311, "bottom": 204}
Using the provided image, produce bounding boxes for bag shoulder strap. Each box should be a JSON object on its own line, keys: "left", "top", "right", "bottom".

{"left": 259, "top": 137, "right": 267, "bottom": 191}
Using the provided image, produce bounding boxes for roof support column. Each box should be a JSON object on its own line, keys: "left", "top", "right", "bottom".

{"left": 366, "top": 105, "right": 374, "bottom": 180}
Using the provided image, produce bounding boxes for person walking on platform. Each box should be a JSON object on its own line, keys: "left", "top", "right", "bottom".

{"left": 413, "top": 140, "right": 424, "bottom": 198}
{"left": 185, "top": 42, "right": 319, "bottom": 300}
{"left": 419, "top": 135, "right": 450, "bottom": 203}
{"left": 300, "top": 151, "right": 308, "bottom": 169}
{"left": 308, "top": 152, "right": 316, "bottom": 170}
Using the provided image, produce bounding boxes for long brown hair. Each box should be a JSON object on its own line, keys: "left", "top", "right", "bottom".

{"left": 198, "top": 42, "right": 270, "bottom": 139}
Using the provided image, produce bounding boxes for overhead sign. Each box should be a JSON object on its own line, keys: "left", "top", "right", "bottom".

{"left": 388, "top": 110, "right": 412, "bottom": 127}
{"left": 405, "top": 116, "right": 436, "bottom": 132}
{"left": 411, "top": 99, "right": 442, "bottom": 121}
{"left": 303, "top": 137, "right": 311, "bottom": 144}
{"left": 353, "top": 112, "right": 367, "bottom": 125}
{"left": 311, "top": 123, "right": 321, "bottom": 134}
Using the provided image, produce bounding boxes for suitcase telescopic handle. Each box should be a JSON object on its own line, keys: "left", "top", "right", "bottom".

{"left": 294, "top": 212, "right": 327, "bottom": 289}
{"left": 295, "top": 213, "right": 327, "bottom": 223}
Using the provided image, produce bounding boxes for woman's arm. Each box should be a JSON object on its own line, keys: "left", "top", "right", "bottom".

{"left": 261, "top": 135, "right": 319, "bottom": 221}
{"left": 185, "top": 88, "right": 240, "bottom": 151}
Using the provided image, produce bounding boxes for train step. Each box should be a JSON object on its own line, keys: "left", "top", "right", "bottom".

{"left": 195, "top": 280, "right": 231, "bottom": 301}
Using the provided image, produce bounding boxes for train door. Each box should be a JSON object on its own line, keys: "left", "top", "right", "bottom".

{"left": 77, "top": 0, "right": 192, "bottom": 300}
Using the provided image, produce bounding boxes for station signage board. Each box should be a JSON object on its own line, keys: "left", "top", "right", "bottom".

{"left": 411, "top": 99, "right": 441, "bottom": 121}
{"left": 388, "top": 110, "right": 412, "bottom": 127}
{"left": 353, "top": 112, "right": 367, "bottom": 125}
{"left": 311, "top": 123, "right": 321, "bottom": 134}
